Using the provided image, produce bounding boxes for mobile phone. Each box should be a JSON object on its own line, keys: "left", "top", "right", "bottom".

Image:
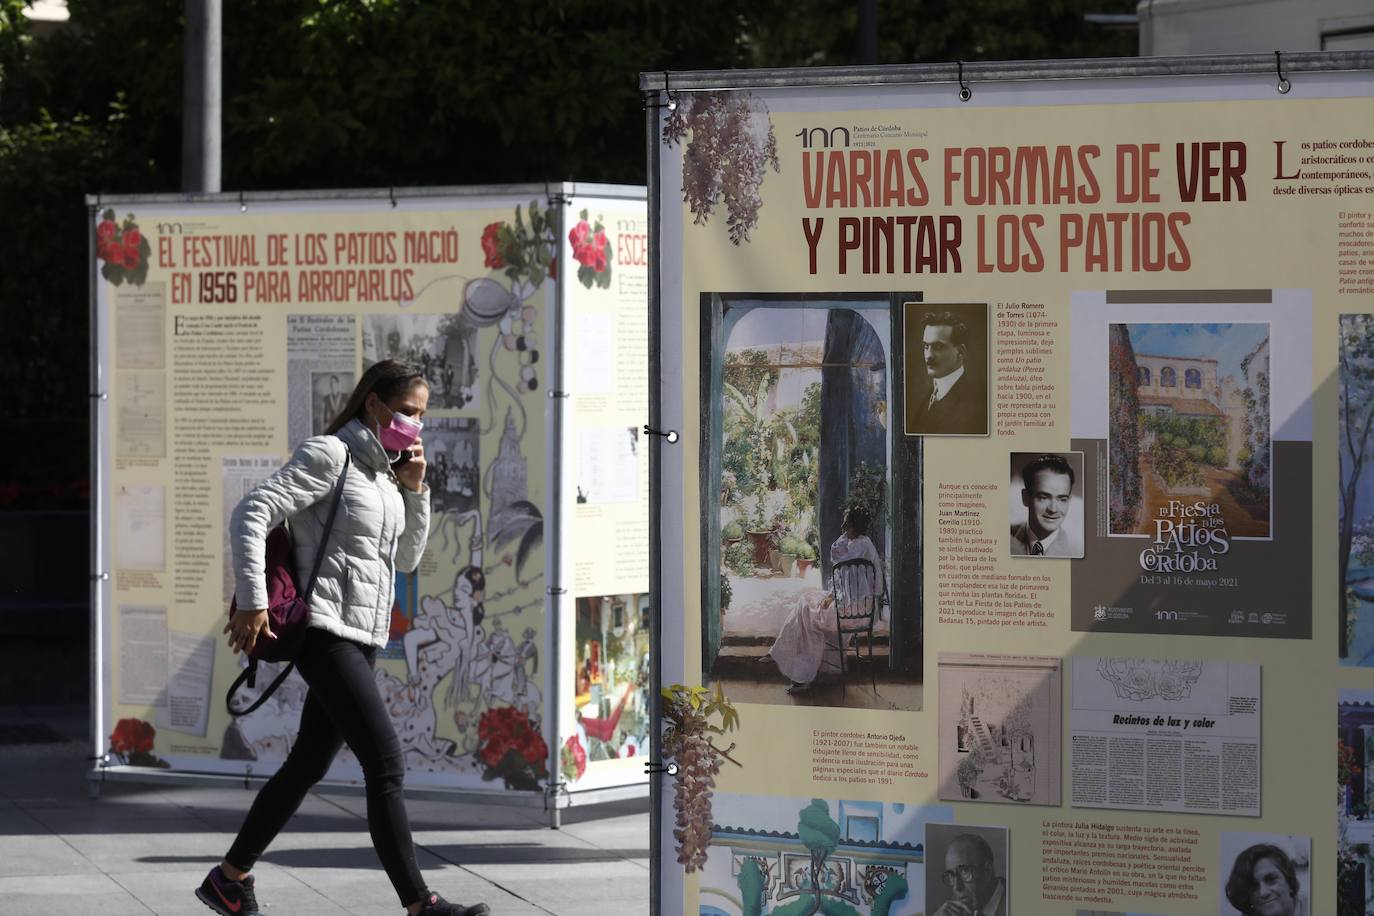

{"left": 391, "top": 449, "right": 413, "bottom": 468}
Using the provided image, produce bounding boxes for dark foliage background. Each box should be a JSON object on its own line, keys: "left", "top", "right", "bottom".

{"left": 0, "top": 0, "right": 1135, "bottom": 507}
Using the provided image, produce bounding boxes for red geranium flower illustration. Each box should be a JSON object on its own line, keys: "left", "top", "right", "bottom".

{"left": 109, "top": 719, "right": 137, "bottom": 754}
{"left": 132, "top": 719, "right": 155, "bottom": 753}
{"left": 96, "top": 211, "right": 151, "bottom": 286}
{"left": 109, "top": 718, "right": 157, "bottom": 756}
{"left": 561, "top": 734, "right": 587, "bottom": 782}
{"left": 481, "top": 222, "right": 506, "bottom": 269}
{"left": 480, "top": 741, "right": 506, "bottom": 768}
{"left": 568, "top": 219, "right": 591, "bottom": 251}
{"left": 518, "top": 729, "right": 548, "bottom": 765}
{"left": 476, "top": 706, "right": 548, "bottom": 777}
{"left": 569, "top": 211, "right": 612, "bottom": 288}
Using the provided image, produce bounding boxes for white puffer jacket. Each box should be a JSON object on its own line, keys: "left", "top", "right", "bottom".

{"left": 230, "top": 418, "right": 431, "bottom": 648}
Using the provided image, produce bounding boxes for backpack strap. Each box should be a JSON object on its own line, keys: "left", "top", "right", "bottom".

{"left": 303, "top": 449, "right": 351, "bottom": 602}
{"left": 226, "top": 660, "right": 296, "bottom": 717}
{"left": 225, "top": 448, "right": 350, "bottom": 719}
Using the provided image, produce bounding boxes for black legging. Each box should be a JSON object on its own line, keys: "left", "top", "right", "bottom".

{"left": 226, "top": 627, "right": 427, "bottom": 906}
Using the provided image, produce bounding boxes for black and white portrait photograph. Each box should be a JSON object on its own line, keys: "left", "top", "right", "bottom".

{"left": 903, "top": 301, "right": 989, "bottom": 437}
{"left": 1009, "top": 451, "right": 1085, "bottom": 558}
{"left": 1220, "top": 832, "right": 1310, "bottom": 916}
{"left": 362, "top": 312, "right": 479, "bottom": 410}
{"left": 311, "top": 370, "right": 353, "bottom": 436}
{"left": 925, "top": 822, "right": 1009, "bottom": 916}
{"left": 420, "top": 417, "right": 480, "bottom": 515}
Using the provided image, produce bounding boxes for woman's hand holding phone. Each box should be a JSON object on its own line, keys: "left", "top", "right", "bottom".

{"left": 394, "top": 436, "right": 426, "bottom": 492}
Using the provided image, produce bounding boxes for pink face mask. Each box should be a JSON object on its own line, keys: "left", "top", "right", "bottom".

{"left": 376, "top": 407, "right": 423, "bottom": 452}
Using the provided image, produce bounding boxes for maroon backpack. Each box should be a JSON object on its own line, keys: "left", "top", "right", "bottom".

{"left": 226, "top": 451, "right": 350, "bottom": 717}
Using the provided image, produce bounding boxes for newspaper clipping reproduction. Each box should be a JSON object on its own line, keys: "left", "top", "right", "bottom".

{"left": 1070, "top": 657, "right": 1260, "bottom": 816}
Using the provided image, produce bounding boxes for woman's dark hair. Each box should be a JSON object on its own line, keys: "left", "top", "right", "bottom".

{"left": 324, "top": 360, "right": 429, "bottom": 435}
{"left": 844, "top": 506, "right": 871, "bottom": 537}
{"left": 1224, "top": 844, "right": 1299, "bottom": 913}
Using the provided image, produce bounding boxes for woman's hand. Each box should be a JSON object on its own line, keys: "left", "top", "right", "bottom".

{"left": 396, "top": 436, "right": 427, "bottom": 492}
{"left": 223, "top": 608, "right": 274, "bottom": 655}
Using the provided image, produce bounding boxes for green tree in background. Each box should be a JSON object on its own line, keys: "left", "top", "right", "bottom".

{"left": 750, "top": 0, "right": 1136, "bottom": 68}
{"left": 0, "top": 0, "right": 1135, "bottom": 506}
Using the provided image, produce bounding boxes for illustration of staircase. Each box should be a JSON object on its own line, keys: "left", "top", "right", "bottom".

{"left": 968, "top": 716, "right": 998, "bottom": 757}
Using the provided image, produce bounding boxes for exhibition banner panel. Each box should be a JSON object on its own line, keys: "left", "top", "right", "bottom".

{"left": 556, "top": 195, "right": 653, "bottom": 794}
{"left": 95, "top": 192, "right": 558, "bottom": 794}
{"left": 650, "top": 61, "right": 1374, "bottom": 915}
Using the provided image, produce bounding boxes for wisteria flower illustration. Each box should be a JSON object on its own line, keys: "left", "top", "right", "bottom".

{"left": 663, "top": 91, "right": 779, "bottom": 245}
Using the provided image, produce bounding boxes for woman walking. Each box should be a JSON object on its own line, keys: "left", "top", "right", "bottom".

{"left": 198, "top": 360, "right": 489, "bottom": 916}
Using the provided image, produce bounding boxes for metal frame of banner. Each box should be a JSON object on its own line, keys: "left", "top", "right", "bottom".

{"left": 638, "top": 50, "right": 1374, "bottom": 93}
{"left": 641, "top": 49, "right": 1374, "bottom": 915}
{"left": 85, "top": 181, "right": 649, "bottom": 822}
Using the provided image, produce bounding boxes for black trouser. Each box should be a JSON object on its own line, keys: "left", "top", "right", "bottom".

{"left": 226, "top": 627, "right": 427, "bottom": 906}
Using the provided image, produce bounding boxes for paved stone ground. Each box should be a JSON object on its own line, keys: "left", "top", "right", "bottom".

{"left": 0, "top": 707, "right": 649, "bottom": 915}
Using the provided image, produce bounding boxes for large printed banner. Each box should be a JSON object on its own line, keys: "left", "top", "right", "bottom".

{"left": 653, "top": 65, "right": 1374, "bottom": 915}
{"left": 557, "top": 196, "right": 653, "bottom": 792}
{"left": 95, "top": 189, "right": 643, "bottom": 797}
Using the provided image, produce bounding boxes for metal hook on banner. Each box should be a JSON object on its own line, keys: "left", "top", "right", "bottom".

{"left": 389, "top": 186, "right": 397, "bottom": 208}
{"left": 665, "top": 71, "right": 678, "bottom": 111}
{"left": 1274, "top": 51, "right": 1291, "bottom": 94}
{"left": 544, "top": 180, "right": 573, "bottom": 208}
{"left": 957, "top": 61, "right": 972, "bottom": 102}
{"left": 645, "top": 71, "right": 679, "bottom": 112}
{"left": 238, "top": 190, "right": 247, "bottom": 213}
{"left": 644, "top": 760, "right": 679, "bottom": 776}
{"left": 644, "top": 425, "right": 679, "bottom": 444}
{"left": 543, "top": 779, "right": 571, "bottom": 812}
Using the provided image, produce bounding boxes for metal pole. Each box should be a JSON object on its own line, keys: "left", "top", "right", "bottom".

{"left": 182, "top": 0, "right": 222, "bottom": 193}
{"left": 857, "top": 0, "right": 877, "bottom": 65}
{"left": 645, "top": 93, "right": 664, "bottom": 916}
{"left": 87, "top": 201, "right": 104, "bottom": 800}
{"left": 547, "top": 185, "right": 568, "bottom": 831}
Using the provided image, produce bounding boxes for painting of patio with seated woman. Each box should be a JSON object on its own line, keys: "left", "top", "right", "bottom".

{"left": 699, "top": 293, "right": 923, "bottom": 711}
